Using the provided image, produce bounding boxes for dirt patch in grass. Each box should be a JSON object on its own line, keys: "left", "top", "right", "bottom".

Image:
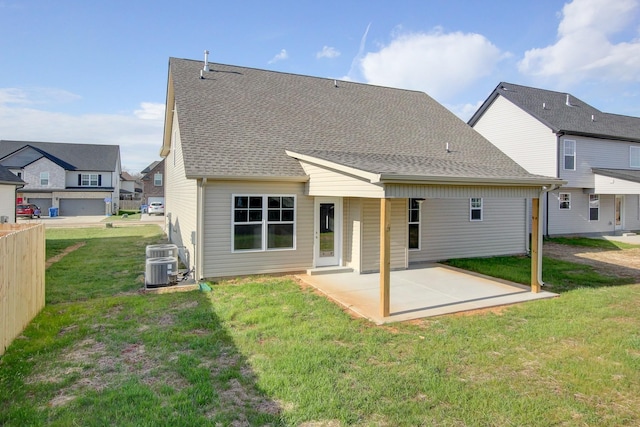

{"left": 544, "top": 242, "right": 640, "bottom": 281}
{"left": 46, "top": 241, "right": 86, "bottom": 268}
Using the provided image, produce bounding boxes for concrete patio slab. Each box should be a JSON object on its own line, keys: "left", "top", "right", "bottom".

{"left": 297, "top": 263, "right": 558, "bottom": 324}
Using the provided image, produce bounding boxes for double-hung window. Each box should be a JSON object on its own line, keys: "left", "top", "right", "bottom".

{"left": 631, "top": 146, "right": 640, "bottom": 168}
{"left": 233, "top": 195, "right": 295, "bottom": 251}
{"left": 589, "top": 194, "right": 600, "bottom": 221}
{"left": 81, "top": 174, "right": 99, "bottom": 186}
{"left": 564, "top": 140, "right": 576, "bottom": 170}
{"left": 470, "top": 198, "right": 483, "bottom": 221}
{"left": 154, "top": 173, "right": 163, "bottom": 186}
{"left": 40, "top": 172, "right": 49, "bottom": 186}
{"left": 408, "top": 198, "right": 421, "bottom": 250}
{"left": 559, "top": 193, "right": 571, "bottom": 210}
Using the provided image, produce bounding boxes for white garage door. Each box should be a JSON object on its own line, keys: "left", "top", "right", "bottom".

{"left": 59, "top": 199, "right": 106, "bottom": 216}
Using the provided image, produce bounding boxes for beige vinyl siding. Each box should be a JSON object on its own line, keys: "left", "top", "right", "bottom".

{"left": 343, "top": 198, "right": 362, "bottom": 271}
{"left": 360, "top": 199, "right": 407, "bottom": 273}
{"left": 547, "top": 190, "right": 616, "bottom": 235}
{"left": 472, "top": 95, "right": 557, "bottom": 178}
{"left": 409, "top": 198, "right": 527, "bottom": 263}
{"left": 165, "top": 112, "right": 198, "bottom": 269}
{"left": 386, "top": 184, "right": 543, "bottom": 199}
{"left": 299, "top": 161, "right": 384, "bottom": 198}
{"left": 202, "top": 180, "right": 313, "bottom": 278}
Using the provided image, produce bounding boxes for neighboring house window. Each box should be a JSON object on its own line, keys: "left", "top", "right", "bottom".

{"left": 40, "top": 172, "right": 49, "bottom": 186}
{"left": 408, "top": 198, "right": 421, "bottom": 250}
{"left": 154, "top": 173, "right": 163, "bottom": 186}
{"left": 631, "top": 146, "right": 640, "bottom": 168}
{"left": 16, "top": 172, "right": 22, "bottom": 178}
{"left": 559, "top": 193, "right": 571, "bottom": 210}
{"left": 563, "top": 140, "right": 576, "bottom": 170}
{"left": 589, "top": 194, "right": 600, "bottom": 221}
{"left": 232, "top": 195, "right": 295, "bottom": 251}
{"left": 470, "top": 198, "right": 483, "bottom": 221}
{"left": 80, "top": 174, "right": 100, "bottom": 186}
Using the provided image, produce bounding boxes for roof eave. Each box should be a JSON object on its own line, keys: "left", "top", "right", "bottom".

{"left": 377, "top": 174, "right": 566, "bottom": 187}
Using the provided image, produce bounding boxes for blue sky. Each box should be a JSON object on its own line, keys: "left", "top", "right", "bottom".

{"left": 1, "top": 0, "right": 639, "bottom": 172}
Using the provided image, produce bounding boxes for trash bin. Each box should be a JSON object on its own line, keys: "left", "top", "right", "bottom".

{"left": 141, "top": 204, "right": 148, "bottom": 214}
{"left": 49, "top": 207, "right": 59, "bottom": 217}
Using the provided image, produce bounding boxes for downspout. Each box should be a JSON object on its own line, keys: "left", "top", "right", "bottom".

{"left": 537, "top": 184, "right": 560, "bottom": 286}
{"left": 196, "top": 177, "right": 206, "bottom": 281}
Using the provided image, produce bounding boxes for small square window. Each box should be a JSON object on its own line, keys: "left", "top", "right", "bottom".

{"left": 559, "top": 193, "right": 571, "bottom": 210}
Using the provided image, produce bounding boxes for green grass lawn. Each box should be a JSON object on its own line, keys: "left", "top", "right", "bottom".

{"left": 2, "top": 227, "right": 640, "bottom": 426}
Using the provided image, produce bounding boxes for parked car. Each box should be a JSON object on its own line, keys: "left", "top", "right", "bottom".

{"left": 147, "top": 202, "right": 164, "bottom": 215}
{"left": 16, "top": 204, "right": 41, "bottom": 218}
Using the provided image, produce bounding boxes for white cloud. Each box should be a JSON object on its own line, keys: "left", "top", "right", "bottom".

{"left": 0, "top": 90, "right": 164, "bottom": 172}
{"left": 519, "top": 0, "right": 640, "bottom": 83}
{"left": 134, "top": 102, "right": 165, "bottom": 120}
{"left": 445, "top": 100, "right": 485, "bottom": 122}
{"left": 0, "top": 87, "right": 81, "bottom": 105}
{"left": 268, "top": 49, "right": 289, "bottom": 64}
{"left": 316, "top": 46, "right": 341, "bottom": 59}
{"left": 359, "top": 28, "right": 506, "bottom": 101}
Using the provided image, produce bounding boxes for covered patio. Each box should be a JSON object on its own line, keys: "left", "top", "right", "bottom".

{"left": 298, "top": 264, "right": 558, "bottom": 324}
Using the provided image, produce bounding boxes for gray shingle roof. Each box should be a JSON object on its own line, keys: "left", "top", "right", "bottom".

{"left": 0, "top": 164, "right": 23, "bottom": 185}
{"left": 169, "top": 58, "right": 552, "bottom": 182}
{"left": 0, "top": 140, "right": 120, "bottom": 172}
{"left": 469, "top": 82, "right": 640, "bottom": 142}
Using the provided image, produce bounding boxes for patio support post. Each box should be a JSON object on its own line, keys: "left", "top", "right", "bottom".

{"left": 380, "top": 198, "right": 391, "bottom": 317}
{"left": 530, "top": 197, "right": 541, "bottom": 293}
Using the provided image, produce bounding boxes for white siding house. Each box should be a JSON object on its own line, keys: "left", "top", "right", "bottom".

{"left": 0, "top": 165, "right": 24, "bottom": 223}
{"left": 161, "top": 57, "right": 561, "bottom": 286}
{"left": 470, "top": 82, "right": 640, "bottom": 236}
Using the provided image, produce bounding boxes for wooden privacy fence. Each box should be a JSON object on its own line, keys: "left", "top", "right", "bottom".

{"left": 119, "top": 200, "right": 143, "bottom": 211}
{"left": 0, "top": 223, "right": 45, "bottom": 356}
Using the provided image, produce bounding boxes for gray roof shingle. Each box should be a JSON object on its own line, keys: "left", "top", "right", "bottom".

{"left": 169, "top": 58, "right": 552, "bottom": 182}
{"left": 592, "top": 168, "right": 640, "bottom": 183}
{"left": 469, "top": 82, "right": 640, "bottom": 142}
{"left": 0, "top": 140, "right": 120, "bottom": 172}
{"left": 0, "top": 164, "right": 24, "bottom": 185}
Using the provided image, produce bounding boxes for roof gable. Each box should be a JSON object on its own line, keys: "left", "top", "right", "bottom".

{"left": 166, "top": 58, "right": 545, "bottom": 182}
{"left": 469, "top": 82, "right": 640, "bottom": 142}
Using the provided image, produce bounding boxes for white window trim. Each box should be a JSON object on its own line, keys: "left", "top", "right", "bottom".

{"left": 81, "top": 173, "right": 99, "bottom": 186}
{"left": 154, "top": 173, "right": 163, "bottom": 186}
{"left": 559, "top": 192, "right": 571, "bottom": 210}
{"left": 631, "top": 146, "right": 640, "bottom": 169}
{"left": 589, "top": 194, "right": 600, "bottom": 221}
{"left": 231, "top": 194, "right": 297, "bottom": 253}
{"left": 563, "top": 140, "right": 576, "bottom": 171}
{"left": 408, "top": 198, "right": 421, "bottom": 251}
{"left": 470, "top": 198, "right": 483, "bottom": 222}
{"left": 40, "top": 171, "right": 49, "bottom": 186}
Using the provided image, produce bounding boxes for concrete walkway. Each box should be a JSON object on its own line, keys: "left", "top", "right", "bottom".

{"left": 298, "top": 264, "right": 557, "bottom": 324}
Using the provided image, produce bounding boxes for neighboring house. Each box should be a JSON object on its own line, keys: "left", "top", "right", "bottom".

{"left": 120, "top": 171, "right": 142, "bottom": 200}
{"left": 161, "top": 57, "right": 562, "bottom": 283}
{"left": 0, "top": 140, "right": 121, "bottom": 216}
{"left": 140, "top": 159, "right": 165, "bottom": 205}
{"left": 0, "top": 164, "right": 25, "bottom": 223}
{"left": 469, "top": 82, "right": 640, "bottom": 236}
